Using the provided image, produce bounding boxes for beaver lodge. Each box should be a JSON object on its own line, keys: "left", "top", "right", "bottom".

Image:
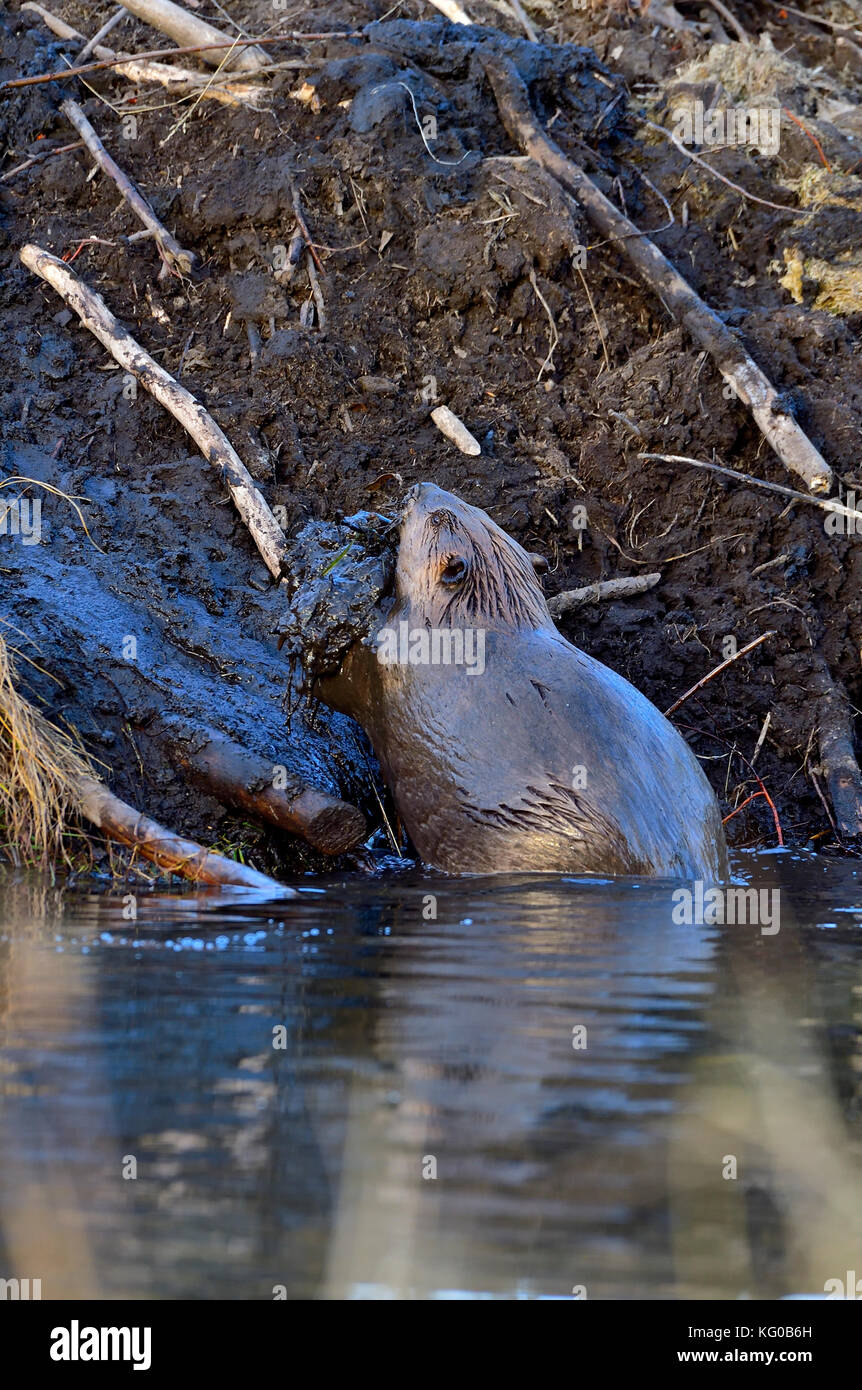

{"left": 1, "top": 0, "right": 862, "bottom": 882}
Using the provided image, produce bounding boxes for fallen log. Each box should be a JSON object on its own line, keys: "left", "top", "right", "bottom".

{"left": 160, "top": 716, "right": 366, "bottom": 854}
{"left": 0, "top": 625, "right": 291, "bottom": 885}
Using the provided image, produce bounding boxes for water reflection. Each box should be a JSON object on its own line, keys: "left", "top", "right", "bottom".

{"left": 0, "top": 855, "right": 859, "bottom": 1299}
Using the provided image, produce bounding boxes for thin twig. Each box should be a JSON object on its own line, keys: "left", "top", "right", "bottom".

{"left": 643, "top": 120, "right": 803, "bottom": 215}
{"left": 0, "top": 30, "right": 358, "bottom": 91}
{"left": 506, "top": 0, "right": 538, "bottom": 43}
{"left": 289, "top": 182, "right": 324, "bottom": 274}
{"left": 764, "top": 0, "right": 862, "bottom": 39}
{"left": 680, "top": 721, "right": 784, "bottom": 846}
{"left": 425, "top": 0, "right": 473, "bottom": 23}
{"left": 306, "top": 254, "right": 326, "bottom": 329}
{"left": 528, "top": 268, "right": 558, "bottom": 380}
{"left": 664, "top": 631, "right": 775, "bottom": 717}
{"left": 77, "top": 6, "right": 127, "bottom": 61}
{"left": 575, "top": 263, "right": 610, "bottom": 372}
{"left": 638, "top": 453, "right": 862, "bottom": 526}
{"left": 1, "top": 140, "right": 84, "bottom": 182}
{"left": 783, "top": 108, "right": 831, "bottom": 172}
{"left": 60, "top": 98, "right": 196, "bottom": 272}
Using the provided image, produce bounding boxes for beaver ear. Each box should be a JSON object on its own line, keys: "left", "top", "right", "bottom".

{"left": 528, "top": 552, "right": 549, "bottom": 576}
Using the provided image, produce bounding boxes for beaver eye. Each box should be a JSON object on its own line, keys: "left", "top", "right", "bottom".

{"left": 440, "top": 557, "right": 468, "bottom": 586}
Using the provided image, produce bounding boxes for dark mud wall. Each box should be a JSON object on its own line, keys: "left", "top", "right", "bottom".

{"left": 2, "top": 0, "right": 862, "bottom": 869}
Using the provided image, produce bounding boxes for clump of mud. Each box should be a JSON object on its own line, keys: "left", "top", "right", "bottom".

{"left": 277, "top": 510, "right": 397, "bottom": 683}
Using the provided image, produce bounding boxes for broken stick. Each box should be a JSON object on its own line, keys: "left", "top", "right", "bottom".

{"left": 111, "top": 0, "right": 268, "bottom": 71}
{"left": 76, "top": 776, "right": 292, "bottom": 891}
{"left": 811, "top": 665, "right": 862, "bottom": 841}
{"left": 482, "top": 56, "right": 834, "bottom": 494}
{"left": 20, "top": 244, "right": 288, "bottom": 579}
{"left": 549, "top": 572, "right": 661, "bottom": 617}
{"left": 22, "top": 4, "right": 269, "bottom": 108}
{"left": 431, "top": 405, "right": 481, "bottom": 455}
{"left": 61, "top": 99, "right": 196, "bottom": 273}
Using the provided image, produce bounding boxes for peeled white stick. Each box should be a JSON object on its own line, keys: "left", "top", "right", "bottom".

{"left": 20, "top": 244, "right": 288, "bottom": 579}
{"left": 111, "top": 0, "right": 267, "bottom": 70}
{"left": 61, "top": 99, "right": 196, "bottom": 273}
{"left": 77, "top": 776, "right": 292, "bottom": 891}
{"left": 431, "top": 405, "right": 481, "bottom": 456}
{"left": 21, "top": 4, "right": 267, "bottom": 107}
{"left": 426, "top": 0, "right": 473, "bottom": 23}
{"left": 548, "top": 573, "right": 661, "bottom": 617}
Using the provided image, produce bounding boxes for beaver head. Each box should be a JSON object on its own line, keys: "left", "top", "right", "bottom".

{"left": 395, "top": 483, "right": 552, "bottom": 633}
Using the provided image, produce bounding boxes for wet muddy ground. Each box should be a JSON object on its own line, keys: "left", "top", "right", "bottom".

{"left": 2, "top": 0, "right": 862, "bottom": 876}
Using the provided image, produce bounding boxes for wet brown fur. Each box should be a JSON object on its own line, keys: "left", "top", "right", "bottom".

{"left": 316, "top": 484, "right": 729, "bottom": 880}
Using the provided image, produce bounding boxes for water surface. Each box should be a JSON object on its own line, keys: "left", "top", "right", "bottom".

{"left": 0, "top": 852, "right": 860, "bottom": 1300}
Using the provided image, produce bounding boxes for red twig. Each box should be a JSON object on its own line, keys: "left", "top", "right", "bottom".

{"left": 783, "top": 108, "right": 832, "bottom": 172}
{"left": 680, "top": 723, "right": 785, "bottom": 847}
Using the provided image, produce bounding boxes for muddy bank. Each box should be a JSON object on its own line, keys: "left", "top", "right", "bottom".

{"left": 2, "top": 0, "right": 862, "bottom": 874}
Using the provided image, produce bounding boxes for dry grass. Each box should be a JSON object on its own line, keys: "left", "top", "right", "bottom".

{"left": 0, "top": 631, "right": 97, "bottom": 867}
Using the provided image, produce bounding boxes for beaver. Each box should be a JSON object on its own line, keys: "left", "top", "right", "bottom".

{"left": 314, "top": 482, "right": 729, "bottom": 880}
